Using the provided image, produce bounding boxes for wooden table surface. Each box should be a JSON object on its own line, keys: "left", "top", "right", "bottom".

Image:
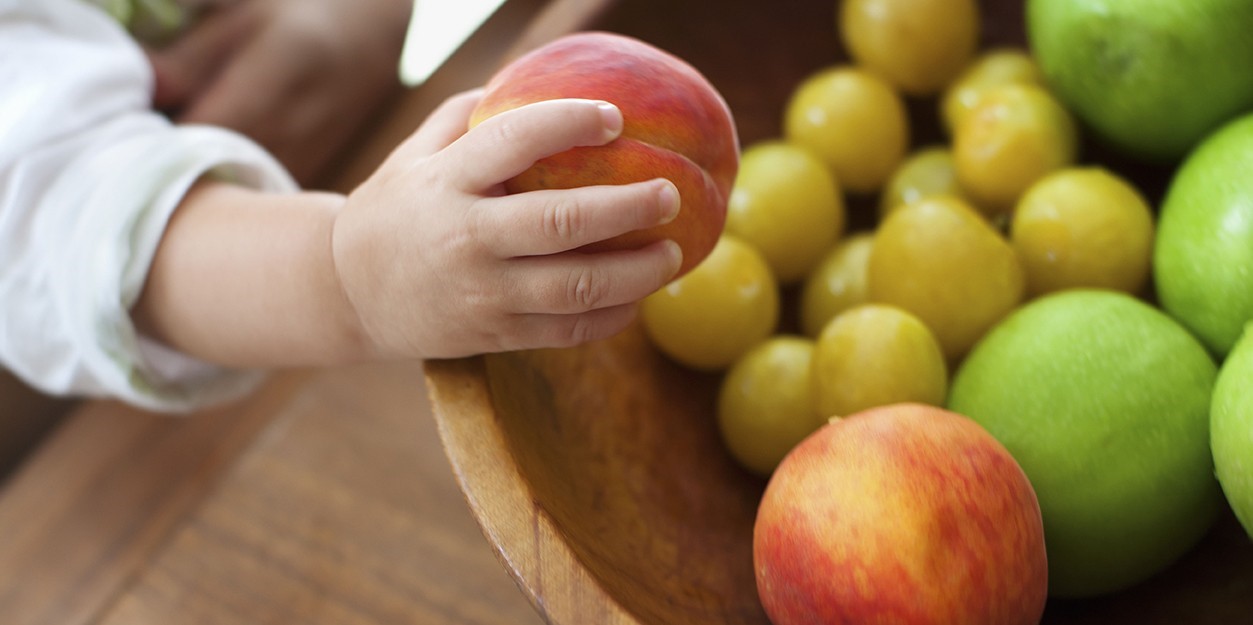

{"left": 0, "top": 1, "right": 611, "bottom": 623}
{"left": 5, "top": 257, "right": 1247, "bottom": 619}
{"left": 0, "top": 362, "right": 546, "bottom": 625}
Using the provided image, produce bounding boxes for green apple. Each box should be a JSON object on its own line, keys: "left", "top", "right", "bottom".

{"left": 1027, "top": 0, "right": 1253, "bottom": 161}
{"left": 1154, "top": 112, "right": 1253, "bottom": 358}
{"left": 1212, "top": 323, "right": 1253, "bottom": 538}
{"left": 948, "top": 290, "right": 1221, "bottom": 597}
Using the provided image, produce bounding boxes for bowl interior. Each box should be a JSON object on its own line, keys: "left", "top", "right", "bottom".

{"left": 485, "top": 326, "right": 767, "bottom": 624}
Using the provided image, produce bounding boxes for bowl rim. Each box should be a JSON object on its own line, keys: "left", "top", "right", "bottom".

{"left": 425, "top": 356, "right": 643, "bottom": 625}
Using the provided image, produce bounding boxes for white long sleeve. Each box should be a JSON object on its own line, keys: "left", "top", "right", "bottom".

{"left": 0, "top": 0, "right": 299, "bottom": 412}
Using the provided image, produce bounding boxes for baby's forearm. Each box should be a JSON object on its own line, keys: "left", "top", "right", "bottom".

{"left": 133, "top": 96, "right": 687, "bottom": 372}
{"left": 132, "top": 181, "right": 369, "bottom": 368}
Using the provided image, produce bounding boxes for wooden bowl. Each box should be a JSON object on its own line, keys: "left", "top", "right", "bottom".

{"left": 426, "top": 1, "right": 1253, "bottom": 623}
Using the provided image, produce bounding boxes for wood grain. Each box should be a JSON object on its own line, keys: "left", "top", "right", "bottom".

{"left": 0, "top": 371, "right": 309, "bottom": 625}
{"left": 0, "top": 361, "right": 548, "bottom": 625}
{"left": 430, "top": 327, "right": 770, "bottom": 625}
{"left": 91, "top": 362, "right": 543, "bottom": 625}
{"left": 0, "top": 373, "right": 75, "bottom": 481}
{"left": 429, "top": 356, "right": 643, "bottom": 625}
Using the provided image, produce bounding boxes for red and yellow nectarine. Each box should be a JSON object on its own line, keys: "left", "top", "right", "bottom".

{"left": 754, "top": 403, "right": 1047, "bottom": 625}
{"left": 470, "top": 32, "right": 739, "bottom": 277}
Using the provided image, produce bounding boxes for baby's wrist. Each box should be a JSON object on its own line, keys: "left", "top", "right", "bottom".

{"left": 326, "top": 195, "right": 407, "bottom": 362}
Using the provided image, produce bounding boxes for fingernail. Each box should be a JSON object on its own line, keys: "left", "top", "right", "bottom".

{"left": 597, "top": 101, "right": 623, "bottom": 140}
{"left": 662, "top": 239, "right": 683, "bottom": 274}
{"left": 658, "top": 180, "right": 680, "bottom": 224}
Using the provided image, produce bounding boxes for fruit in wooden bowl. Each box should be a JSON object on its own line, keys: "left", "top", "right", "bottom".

{"left": 426, "top": 1, "right": 1253, "bottom": 624}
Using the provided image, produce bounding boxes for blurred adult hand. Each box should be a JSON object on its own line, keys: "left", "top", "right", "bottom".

{"left": 146, "top": 0, "right": 413, "bottom": 185}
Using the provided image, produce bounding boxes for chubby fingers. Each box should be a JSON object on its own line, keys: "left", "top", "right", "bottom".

{"left": 502, "top": 239, "right": 682, "bottom": 316}
{"left": 503, "top": 304, "right": 642, "bottom": 352}
{"left": 479, "top": 178, "right": 680, "bottom": 257}
{"left": 475, "top": 240, "right": 680, "bottom": 352}
{"left": 443, "top": 98, "right": 623, "bottom": 191}
{"left": 392, "top": 88, "right": 485, "bottom": 159}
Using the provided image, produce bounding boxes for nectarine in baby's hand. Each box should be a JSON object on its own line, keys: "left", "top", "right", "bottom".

{"left": 470, "top": 31, "right": 740, "bottom": 277}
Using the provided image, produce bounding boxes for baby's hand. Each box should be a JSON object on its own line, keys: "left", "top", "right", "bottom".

{"left": 146, "top": 0, "right": 411, "bottom": 184}
{"left": 332, "top": 91, "right": 684, "bottom": 360}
